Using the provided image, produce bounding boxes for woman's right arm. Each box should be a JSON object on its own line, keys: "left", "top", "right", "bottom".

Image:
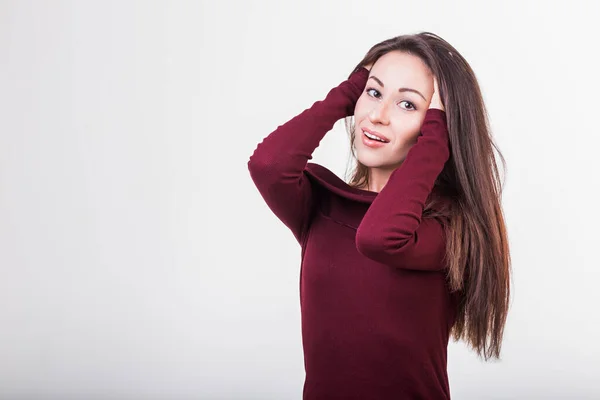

{"left": 247, "top": 67, "right": 370, "bottom": 245}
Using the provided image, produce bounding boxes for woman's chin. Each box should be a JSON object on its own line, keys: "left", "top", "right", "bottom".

{"left": 355, "top": 152, "right": 404, "bottom": 170}
{"left": 355, "top": 155, "right": 385, "bottom": 168}
{"left": 358, "top": 157, "right": 382, "bottom": 168}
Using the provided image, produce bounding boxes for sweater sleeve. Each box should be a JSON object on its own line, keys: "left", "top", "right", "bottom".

{"left": 248, "top": 67, "right": 370, "bottom": 245}
{"left": 355, "top": 108, "right": 451, "bottom": 271}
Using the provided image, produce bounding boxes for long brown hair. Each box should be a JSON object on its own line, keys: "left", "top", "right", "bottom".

{"left": 345, "top": 32, "right": 512, "bottom": 361}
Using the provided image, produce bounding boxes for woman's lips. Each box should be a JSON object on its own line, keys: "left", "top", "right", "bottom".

{"left": 362, "top": 131, "right": 388, "bottom": 148}
{"left": 362, "top": 128, "right": 390, "bottom": 142}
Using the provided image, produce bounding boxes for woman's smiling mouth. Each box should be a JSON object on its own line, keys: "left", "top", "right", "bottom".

{"left": 361, "top": 128, "right": 390, "bottom": 148}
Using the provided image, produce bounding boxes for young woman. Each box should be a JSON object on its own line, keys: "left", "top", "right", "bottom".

{"left": 248, "top": 32, "right": 511, "bottom": 400}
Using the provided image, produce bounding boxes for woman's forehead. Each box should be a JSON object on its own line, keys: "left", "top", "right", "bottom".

{"left": 370, "top": 52, "right": 433, "bottom": 92}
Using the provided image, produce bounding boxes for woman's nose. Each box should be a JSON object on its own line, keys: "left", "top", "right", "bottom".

{"left": 368, "top": 102, "right": 390, "bottom": 125}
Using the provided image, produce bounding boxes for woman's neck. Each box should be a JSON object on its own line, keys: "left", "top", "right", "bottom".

{"left": 364, "top": 166, "right": 398, "bottom": 193}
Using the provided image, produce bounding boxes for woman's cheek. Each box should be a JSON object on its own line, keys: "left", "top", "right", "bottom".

{"left": 355, "top": 95, "right": 368, "bottom": 116}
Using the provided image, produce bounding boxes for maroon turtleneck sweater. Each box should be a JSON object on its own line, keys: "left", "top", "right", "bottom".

{"left": 247, "top": 67, "right": 460, "bottom": 399}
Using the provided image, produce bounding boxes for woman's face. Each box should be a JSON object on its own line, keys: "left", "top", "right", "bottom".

{"left": 353, "top": 51, "right": 435, "bottom": 170}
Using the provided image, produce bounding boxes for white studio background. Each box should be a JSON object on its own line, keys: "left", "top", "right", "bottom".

{"left": 1, "top": 1, "right": 599, "bottom": 399}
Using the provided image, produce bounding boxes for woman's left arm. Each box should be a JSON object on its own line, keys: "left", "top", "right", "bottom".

{"left": 355, "top": 87, "right": 450, "bottom": 271}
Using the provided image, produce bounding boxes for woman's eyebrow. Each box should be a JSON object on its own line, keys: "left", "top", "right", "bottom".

{"left": 368, "top": 75, "right": 427, "bottom": 101}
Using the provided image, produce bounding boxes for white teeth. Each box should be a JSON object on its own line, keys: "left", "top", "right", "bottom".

{"left": 364, "top": 131, "right": 386, "bottom": 142}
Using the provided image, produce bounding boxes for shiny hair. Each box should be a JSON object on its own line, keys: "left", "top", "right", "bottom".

{"left": 345, "top": 32, "right": 512, "bottom": 361}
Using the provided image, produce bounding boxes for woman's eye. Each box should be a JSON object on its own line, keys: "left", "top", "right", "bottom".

{"left": 400, "top": 101, "right": 416, "bottom": 111}
{"left": 366, "top": 88, "right": 380, "bottom": 98}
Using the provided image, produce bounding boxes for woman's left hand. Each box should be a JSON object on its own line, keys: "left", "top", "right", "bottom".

{"left": 429, "top": 76, "right": 445, "bottom": 112}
